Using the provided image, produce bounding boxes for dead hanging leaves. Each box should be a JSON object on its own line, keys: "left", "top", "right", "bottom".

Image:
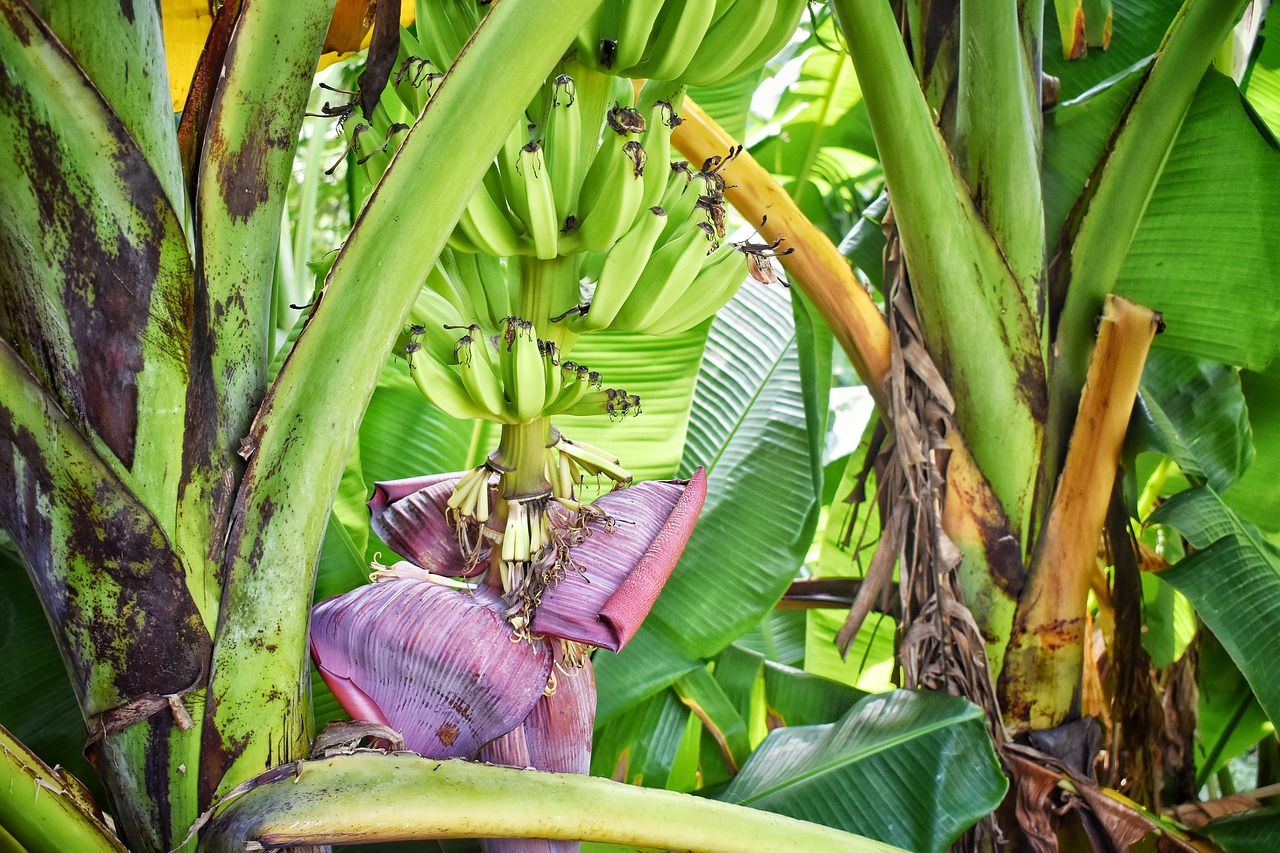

{"left": 836, "top": 209, "right": 1000, "bottom": 723}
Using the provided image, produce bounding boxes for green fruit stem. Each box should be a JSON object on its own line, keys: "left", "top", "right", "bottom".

{"left": 497, "top": 416, "right": 554, "bottom": 500}
{"left": 519, "top": 254, "right": 582, "bottom": 352}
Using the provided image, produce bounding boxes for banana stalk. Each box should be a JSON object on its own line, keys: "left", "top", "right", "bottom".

{"left": 196, "top": 752, "right": 903, "bottom": 853}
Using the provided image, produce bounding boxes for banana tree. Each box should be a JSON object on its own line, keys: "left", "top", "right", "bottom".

{"left": 2, "top": 0, "right": 1279, "bottom": 852}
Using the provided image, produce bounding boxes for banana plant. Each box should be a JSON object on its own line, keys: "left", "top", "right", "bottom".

{"left": 3, "top": 1, "right": 1279, "bottom": 852}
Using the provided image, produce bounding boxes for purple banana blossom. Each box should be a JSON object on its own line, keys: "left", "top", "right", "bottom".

{"left": 310, "top": 579, "right": 552, "bottom": 758}
{"left": 530, "top": 469, "right": 707, "bottom": 651}
{"left": 309, "top": 467, "right": 706, "bottom": 792}
{"left": 478, "top": 655, "right": 596, "bottom": 853}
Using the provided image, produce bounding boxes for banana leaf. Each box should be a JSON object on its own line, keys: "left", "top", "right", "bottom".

{"left": 1201, "top": 806, "right": 1280, "bottom": 852}
{"left": 1224, "top": 364, "right": 1280, "bottom": 530}
{"left": 1132, "top": 350, "right": 1254, "bottom": 493}
{"left": 720, "top": 689, "right": 1007, "bottom": 853}
{"left": 1152, "top": 487, "right": 1280, "bottom": 729}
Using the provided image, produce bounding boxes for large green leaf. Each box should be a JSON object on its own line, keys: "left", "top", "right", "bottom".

{"left": 1223, "top": 364, "right": 1280, "bottom": 530}
{"left": 1042, "top": 67, "right": 1144, "bottom": 249}
{"left": 1133, "top": 350, "right": 1254, "bottom": 492}
{"left": 1201, "top": 806, "right": 1280, "bottom": 852}
{"left": 1243, "top": 9, "right": 1280, "bottom": 135}
{"left": 720, "top": 690, "right": 1007, "bottom": 853}
{"left": 1115, "top": 70, "right": 1280, "bottom": 370}
{"left": 1196, "top": 627, "right": 1273, "bottom": 784}
{"left": 639, "top": 281, "right": 820, "bottom": 658}
{"left": 1152, "top": 487, "right": 1280, "bottom": 728}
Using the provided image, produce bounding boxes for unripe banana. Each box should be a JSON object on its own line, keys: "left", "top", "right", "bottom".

{"left": 644, "top": 241, "right": 749, "bottom": 336}
{"left": 720, "top": 0, "right": 809, "bottom": 85}
{"left": 456, "top": 329, "right": 515, "bottom": 423}
{"left": 474, "top": 252, "right": 512, "bottom": 329}
{"left": 613, "top": 0, "right": 665, "bottom": 71}
{"left": 636, "top": 79, "right": 688, "bottom": 210}
{"left": 609, "top": 220, "right": 716, "bottom": 332}
{"left": 511, "top": 320, "right": 546, "bottom": 421}
{"left": 679, "top": 0, "right": 779, "bottom": 88}
{"left": 437, "top": 249, "right": 493, "bottom": 334}
{"left": 541, "top": 340, "right": 563, "bottom": 414}
{"left": 497, "top": 125, "right": 534, "bottom": 237}
{"left": 556, "top": 435, "right": 633, "bottom": 484}
{"left": 572, "top": 205, "right": 668, "bottom": 332}
{"left": 547, "top": 362, "right": 592, "bottom": 415}
{"left": 574, "top": 119, "right": 648, "bottom": 253}
{"left": 657, "top": 168, "right": 714, "bottom": 246}
{"left": 518, "top": 141, "right": 560, "bottom": 260}
{"left": 544, "top": 75, "right": 586, "bottom": 233}
{"left": 408, "top": 345, "right": 492, "bottom": 422}
{"left": 457, "top": 177, "right": 528, "bottom": 257}
{"left": 626, "top": 0, "right": 716, "bottom": 82}
{"left": 425, "top": 262, "right": 471, "bottom": 321}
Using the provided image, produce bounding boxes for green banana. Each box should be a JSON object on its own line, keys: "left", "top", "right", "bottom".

{"left": 437, "top": 249, "right": 492, "bottom": 333}
{"left": 540, "top": 339, "right": 563, "bottom": 414}
{"left": 721, "top": 0, "right": 809, "bottom": 84}
{"left": 425, "top": 261, "right": 471, "bottom": 321}
{"left": 457, "top": 328, "right": 515, "bottom": 422}
{"left": 544, "top": 74, "right": 585, "bottom": 232}
{"left": 657, "top": 167, "right": 712, "bottom": 245}
{"left": 626, "top": 0, "right": 716, "bottom": 82}
{"left": 574, "top": 111, "right": 648, "bottom": 253}
{"left": 613, "top": 0, "right": 666, "bottom": 71}
{"left": 680, "top": 0, "right": 778, "bottom": 88}
{"left": 456, "top": 177, "right": 529, "bottom": 257}
{"left": 409, "top": 349, "right": 494, "bottom": 422}
{"left": 571, "top": 204, "right": 668, "bottom": 332}
{"left": 644, "top": 241, "right": 748, "bottom": 336}
{"left": 518, "top": 140, "right": 561, "bottom": 260}
{"left": 636, "top": 80, "right": 687, "bottom": 210}
{"left": 497, "top": 124, "right": 534, "bottom": 237}
{"left": 547, "top": 362, "right": 592, "bottom": 415}
{"left": 556, "top": 435, "right": 633, "bottom": 484}
{"left": 511, "top": 320, "right": 546, "bottom": 421}
{"left": 609, "top": 219, "right": 715, "bottom": 332}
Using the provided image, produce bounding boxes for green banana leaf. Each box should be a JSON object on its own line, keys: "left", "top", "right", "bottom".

{"left": 647, "top": 280, "right": 823, "bottom": 658}
{"left": 733, "top": 609, "right": 808, "bottom": 667}
{"left": 1137, "top": 572, "right": 1197, "bottom": 669}
{"left": 1042, "top": 66, "right": 1144, "bottom": 248}
{"left": 1114, "top": 70, "right": 1280, "bottom": 371}
{"left": 1046, "top": 68, "right": 1280, "bottom": 371}
{"left": 1224, "top": 364, "right": 1280, "bottom": 530}
{"left": 1152, "top": 487, "right": 1280, "bottom": 729}
{"left": 1201, "top": 806, "right": 1280, "bottom": 852}
{"left": 1133, "top": 350, "right": 1254, "bottom": 493}
{"left": 720, "top": 689, "right": 1007, "bottom": 853}
{"left": 762, "top": 660, "right": 868, "bottom": 729}
{"left": 595, "top": 628, "right": 702, "bottom": 724}
{"left": 591, "top": 687, "right": 693, "bottom": 788}
{"left": 1243, "top": 11, "right": 1280, "bottom": 135}
{"left": 1196, "top": 628, "right": 1273, "bottom": 785}
{"left": 1043, "top": 0, "right": 1184, "bottom": 101}
{"left": 673, "top": 666, "right": 751, "bottom": 772}
{"left": 804, "top": 416, "right": 898, "bottom": 692}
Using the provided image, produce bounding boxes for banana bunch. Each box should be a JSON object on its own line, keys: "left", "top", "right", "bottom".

{"left": 573, "top": 0, "right": 810, "bottom": 87}
{"left": 397, "top": 288, "right": 642, "bottom": 423}
{"left": 558, "top": 145, "right": 753, "bottom": 336}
